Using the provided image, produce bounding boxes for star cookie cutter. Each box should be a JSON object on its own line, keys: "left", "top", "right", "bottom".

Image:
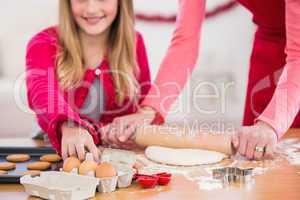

{"left": 212, "top": 167, "right": 254, "bottom": 185}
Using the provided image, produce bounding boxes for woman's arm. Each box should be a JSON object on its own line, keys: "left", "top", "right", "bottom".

{"left": 26, "top": 33, "right": 100, "bottom": 156}
{"left": 140, "top": 0, "right": 206, "bottom": 119}
{"left": 257, "top": 0, "right": 300, "bottom": 139}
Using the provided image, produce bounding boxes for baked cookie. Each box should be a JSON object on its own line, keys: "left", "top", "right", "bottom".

{"left": 0, "top": 162, "right": 16, "bottom": 170}
{"left": 0, "top": 170, "right": 8, "bottom": 175}
{"left": 40, "top": 154, "right": 62, "bottom": 163}
{"left": 27, "top": 196, "right": 43, "bottom": 200}
{"left": 27, "top": 162, "right": 51, "bottom": 171}
{"left": 6, "top": 154, "right": 31, "bottom": 162}
{"left": 16, "top": 170, "right": 41, "bottom": 176}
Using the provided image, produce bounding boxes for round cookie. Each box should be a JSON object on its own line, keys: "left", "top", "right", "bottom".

{"left": 27, "top": 162, "right": 51, "bottom": 171}
{"left": 6, "top": 154, "right": 31, "bottom": 162}
{"left": 0, "top": 162, "right": 16, "bottom": 170}
{"left": 27, "top": 196, "right": 43, "bottom": 200}
{"left": 17, "top": 170, "right": 41, "bottom": 176}
{"left": 0, "top": 170, "right": 8, "bottom": 175}
{"left": 40, "top": 154, "right": 62, "bottom": 163}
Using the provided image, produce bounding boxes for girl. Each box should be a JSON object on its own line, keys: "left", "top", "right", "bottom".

{"left": 25, "top": 0, "right": 154, "bottom": 161}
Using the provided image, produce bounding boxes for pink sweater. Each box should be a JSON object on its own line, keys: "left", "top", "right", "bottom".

{"left": 141, "top": 0, "right": 300, "bottom": 138}
{"left": 26, "top": 27, "right": 153, "bottom": 153}
{"left": 256, "top": 0, "right": 300, "bottom": 138}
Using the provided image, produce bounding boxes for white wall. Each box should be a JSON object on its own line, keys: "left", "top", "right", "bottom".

{"left": 0, "top": 0, "right": 255, "bottom": 137}
{"left": 135, "top": 1, "right": 255, "bottom": 127}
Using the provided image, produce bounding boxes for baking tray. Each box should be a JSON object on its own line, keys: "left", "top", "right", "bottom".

{"left": 0, "top": 146, "right": 62, "bottom": 183}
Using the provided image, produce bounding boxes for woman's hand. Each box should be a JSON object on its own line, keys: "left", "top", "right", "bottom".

{"left": 61, "top": 122, "right": 99, "bottom": 162}
{"left": 232, "top": 121, "right": 278, "bottom": 160}
{"left": 101, "top": 107, "right": 156, "bottom": 149}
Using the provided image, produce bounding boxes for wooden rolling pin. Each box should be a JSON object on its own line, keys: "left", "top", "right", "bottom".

{"left": 133, "top": 125, "right": 235, "bottom": 155}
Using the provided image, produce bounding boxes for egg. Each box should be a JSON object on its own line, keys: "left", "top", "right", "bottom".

{"left": 78, "top": 160, "right": 98, "bottom": 175}
{"left": 96, "top": 162, "right": 117, "bottom": 178}
{"left": 63, "top": 157, "right": 81, "bottom": 172}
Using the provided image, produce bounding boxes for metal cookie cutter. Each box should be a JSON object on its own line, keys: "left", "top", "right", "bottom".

{"left": 212, "top": 167, "right": 254, "bottom": 185}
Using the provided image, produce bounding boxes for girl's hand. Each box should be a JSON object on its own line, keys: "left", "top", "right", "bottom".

{"left": 232, "top": 121, "right": 278, "bottom": 160}
{"left": 101, "top": 107, "right": 156, "bottom": 149}
{"left": 61, "top": 122, "right": 99, "bottom": 162}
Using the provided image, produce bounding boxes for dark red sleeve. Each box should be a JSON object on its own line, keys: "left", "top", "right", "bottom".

{"left": 25, "top": 31, "right": 100, "bottom": 153}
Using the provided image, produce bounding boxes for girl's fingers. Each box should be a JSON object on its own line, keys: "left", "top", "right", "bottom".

{"left": 100, "top": 125, "right": 110, "bottom": 144}
{"left": 86, "top": 141, "right": 99, "bottom": 162}
{"left": 121, "top": 141, "right": 138, "bottom": 150}
{"left": 118, "top": 122, "right": 136, "bottom": 142}
{"left": 75, "top": 143, "right": 86, "bottom": 161}
{"left": 108, "top": 127, "right": 118, "bottom": 144}
{"left": 113, "top": 120, "right": 126, "bottom": 142}
{"left": 62, "top": 141, "right": 68, "bottom": 160}
{"left": 101, "top": 128, "right": 109, "bottom": 145}
{"left": 107, "top": 128, "right": 122, "bottom": 148}
{"left": 67, "top": 143, "right": 76, "bottom": 157}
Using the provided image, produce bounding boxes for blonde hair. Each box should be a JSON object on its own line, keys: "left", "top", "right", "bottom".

{"left": 57, "top": 0, "right": 139, "bottom": 105}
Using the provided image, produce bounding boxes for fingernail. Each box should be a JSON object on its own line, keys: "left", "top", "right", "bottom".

{"left": 119, "top": 136, "right": 126, "bottom": 142}
{"left": 232, "top": 139, "right": 236, "bottom": 147}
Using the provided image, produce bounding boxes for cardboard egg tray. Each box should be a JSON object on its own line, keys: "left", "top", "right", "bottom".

{"left": 21, "top": 171, "right": 98, "bottom": 200}
{"left": 20, "top": 152, "right": 136, "bottom": 199}
{"left": 0, "top": 146, "right": 61, "bottom": 183}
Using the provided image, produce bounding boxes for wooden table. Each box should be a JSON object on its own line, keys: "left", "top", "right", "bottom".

{"left": 0, "top": 129, "right": 299, "bottom": 200}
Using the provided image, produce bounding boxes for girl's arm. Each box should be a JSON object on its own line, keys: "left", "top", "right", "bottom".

{"left": 256, "top": 0, "right": 300, "bottom": 138}
{"left": 140, "top": 0, "right": 206, "bottom": 119}
{"left": 26, "top": 33, "right": 100, "bottom": 154}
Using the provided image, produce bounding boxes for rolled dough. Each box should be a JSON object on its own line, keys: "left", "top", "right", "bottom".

{"left": 145, "top": 146, "right": 227, "bottom": 166}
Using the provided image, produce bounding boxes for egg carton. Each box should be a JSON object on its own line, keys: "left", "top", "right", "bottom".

{"left": 96, "top": 167, "right": 136, "bottom": 193}
{"left": 97, "top": 153, "right": 136, "bottom": 192}
{"left": 62, "top": 153, "right": 136, "bottom": 193}
{"left": 61, "top": 168, "right": 135, "bottom": 193}
{"left": 100, "top": 147, "right": 137, "bottom": 168}
{"left": 20, "top": 154, "right": 136, "bottom": 199}
{"left": 20, "top": 171, "right": 98, "bottom": 200}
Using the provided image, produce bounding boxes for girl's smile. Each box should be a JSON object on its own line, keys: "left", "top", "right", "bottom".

{"left": 83, "top": 15, "right": 106, "bottom": 26}
{"left": 71, "top": 0, "right": 118, "bottom": 36}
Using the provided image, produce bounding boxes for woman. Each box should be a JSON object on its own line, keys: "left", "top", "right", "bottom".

{"left": 105, "top": 0, "right": 300, "bottom": 160}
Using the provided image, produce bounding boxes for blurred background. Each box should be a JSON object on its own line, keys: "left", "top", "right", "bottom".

{"left": 0, "top": 0, "right": 255, "bottom": 138}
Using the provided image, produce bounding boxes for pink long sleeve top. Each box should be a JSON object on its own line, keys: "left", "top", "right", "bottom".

{"left": 141, "top": 0, "right": 300, "bottom": 139}
{"left": 26, "top": 27, "right": 153, "bottom": 153}
{"left": 256, "top": 0, "right": 300, "bottom": 138}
